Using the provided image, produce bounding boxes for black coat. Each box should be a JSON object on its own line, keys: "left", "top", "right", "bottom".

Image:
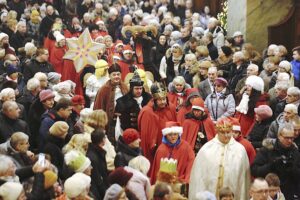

{"left": 23, "top": 59, "right": 54, "bottom": 83}
{"left": 87, "top": 144, "right": 109, "bottom": 200}
{"left": 251, "top": 140, "right": 300, "bottom": 199}
{"left": 114, "top": 137, "right": 142, "bottom": 168}
{"left": 115, "top": 91, "right": 152, "bottom": 130}
{"left": 207, "top": 42, "right": 218, "bottom": 61}
{"left": 228, "top": 62, "right": 248, "bottom": 93}
{"left": 274, "top": 100, "right": 287, "bottom": 119}
{"left": 0, "top": 112, "right": 30, "bottom": 143}
{"left": 10, "top": 31, "right": 31, "bottom": 54}
{"left": 247, "top": 119, "right": 272, "bottom": 149}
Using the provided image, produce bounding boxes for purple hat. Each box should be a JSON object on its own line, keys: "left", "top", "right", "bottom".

{"left": 214, "top": 77, "right": 228, "bottom": 87}
{"left": 39, "top": 89, "right": 55, "bottom": 102}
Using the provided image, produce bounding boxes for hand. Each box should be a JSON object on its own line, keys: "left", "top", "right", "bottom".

{"left": 26, "top": 151, "right": 35, "bottom": 161}
{"left": 32, "top": 159, "right": 51, "bottom": 173}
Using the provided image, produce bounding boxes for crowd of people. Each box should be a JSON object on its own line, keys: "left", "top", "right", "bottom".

{"left": 0, "top": 0, "right": 300, "bottom": 199}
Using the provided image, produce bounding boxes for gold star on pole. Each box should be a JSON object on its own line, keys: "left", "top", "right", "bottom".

{"left": 63, "top": 28, "right": 105, "bottom": 72}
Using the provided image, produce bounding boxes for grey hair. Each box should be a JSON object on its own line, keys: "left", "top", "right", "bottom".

{"left": 233, "top": 51, "right": 245, "bottom": 61}
{"left": 247, "top": 64, "right": 259, "bottom": 72}
{"left": 208, "top": 66, "right": 218, "bottom": 73}
{"left": 128, "top": 156, "right": 150, "bottom": 175}
{"left": 277, "top": 72, "right": 290, "bottom": 82}
{"left": 274, "top": 82, "right": 289, "bottom": 91}
{"left": 278, "top": 122, "right": 294, "bottom": 136}
{"left": 185, "top": 53, "right": 197, "bottom": 61}
{"left": 27, "top": 78, "right": 40, "bottom": 91}
{"left": 0, "top": 88, "right": 15, "bottom": 101}
{"left": 287, "top": 87, "right": 300, "bottom": 97}
{"left": 284, "top": 104, "right": 298, "bottom": 114}
{"left": 0, "top": 155, "right": 14, "bottom": 175}
{"left": 172, "top": 76, "right": 185, "bottom": 85}
{"left": 10, "top": 132, "right": 29, "bottom": 149}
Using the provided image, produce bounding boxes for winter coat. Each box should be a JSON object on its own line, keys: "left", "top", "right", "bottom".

{"left": 251, "top": 140, "right": 300, "bottom": 199}
{"left": 216, "top": 57, "right": 233, "bottom": 80}
{"left": 212, "top": 26, "right": 225, "bottom": 50}
{"left": 114, "top": 137, "right": 142, "bottom": 168}
{"left": 10, "top": 31, "right": 31, "bottom": 54}
{"left": 267, "top": 113, "right": 286, "bottom": 140}
{"left": 274, "top": 100, "right": 287, "bottom": 119}
{"left": 0, "top": 112, "right": 30, "bottom": 143}
{"left": 207, "top": 42, "right": 218, "bottom": 60}
{"left": 228, "top": 62, "right": 248, "bottom": 93}
{"left": 87, "top": 143, "right": 109, "bottom": 200}
{"left": 247, "top": 119, "right": 272, "bottom": 149}
{"left": 17, "top": 88, "right": 36, "bottom": 117}
{"left": 165, "top": 54, "right": 186, "bottom": 85}
{"left": 204, "top": 88, "right": 235, "bottom": 121}
{"left": 23, "top": 59, "right": 54, "bottom": 83}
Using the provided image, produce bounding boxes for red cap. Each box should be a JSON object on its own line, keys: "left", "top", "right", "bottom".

{"left": 123, "top": 45, "right": 134, "bottom": 54}
{"left": 192, "top": 98, "right": 205, "bottom": 111}
{"left": 71, "top": 95, "right": 85, "bottom": 105}
{"left": 122, "top": 128, "right": 140, "bottom": 144}
{"left": 162, "top": 121, "right": 183, "bottom": 136}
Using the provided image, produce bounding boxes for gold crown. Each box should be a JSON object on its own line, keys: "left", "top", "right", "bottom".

{"left": 159, "top": 158, "right": 177, "bottom": 174}
{"left": 216, "top": 120, "right": 233, "bottom": 132}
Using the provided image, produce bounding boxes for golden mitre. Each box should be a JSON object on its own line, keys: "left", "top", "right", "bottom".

{"left": 159, "top": 158, "right": 177, "bottom": 174}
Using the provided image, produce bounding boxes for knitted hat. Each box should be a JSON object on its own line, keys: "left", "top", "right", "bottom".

{"left": 49, "top": 121, "right": 69, "bottom": 137}
{"left": 24, "top": 42, "right": 36, "bottom": 53}
{"left": 129, "top": 71, "right": 144, "bottom": 87}
{"left": 233, "top": 31, "right": 243, "bottom": 38}
{"left": 44, "top": 170, "right": 58, "bottom": 189}
{"left": 108, "top": 167, "right": 133, "bottom": 187}
{"left": 123, "top": 45, "right": 134, "bottom": 54}
{"left": 103, "top": 184, "right": 124, "bottom": 200}
{"left": 0, "top": 182, "right": 23, "bottom": 200}
{"left": 64, "top": 173, "right": 91, "bottom": 199}
{"left": 221, "top": 46, "right": 233, "bottom": 57}
{"left": 65, "top": 150, "right": 91, "bottom": 173}
{"left": 245, "top": 75, "right": 264, "bottom": 92}
{"left": 6, "top": 65, "right": 18, "bottom": 76}
{"left": 71, "top": 95, "right": 85, "bottom": 105}
{"left": 279, "top": 60, "right": 291, "bottom": 72}
{"left": 0, "top": 32, "right": 8, "bottom": 41}
{"left": 95, "top": 59, "right": 109, "bottom": 69}
{"left": 162, "top": 121, "right": 183, "bottom": 136}
{"left": 229, "top": 117, "right": 241, "bottom": 132}
{"left": 108, "top": 64, "right": 121, "bottom": 74}
{"left": 122, "top": 128, "right": 140, "bottom": 144}
{"left": 47, "top": 72, "right": 61, "bottom": 83}
{"left": 254, "top": 105, "right": 273, "bottom": 120}
{"left": 39, "top": 89, "right": 55, "bottom": 102}
{"left": 214, "top": 77, "right": 228, "bottom": 87}
{"left": 192, "top": 98, "right": 205, "bottom": 111}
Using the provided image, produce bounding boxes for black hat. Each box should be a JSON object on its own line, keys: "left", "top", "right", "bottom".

{"left": 129, "top": 71, "right": 144, "bottom": 87}
{"left": 151, "top": 82, "right": 167, "bottom": 99}
{"left": 221, "top": 46, "right": 233, "bottom": 57}
{"left": 108, "top": 63, "right": 121, "bottom": 74}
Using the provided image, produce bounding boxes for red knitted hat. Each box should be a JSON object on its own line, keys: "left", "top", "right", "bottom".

{"left": 122, "top": 128, "right": 140, "bottom": 144}
{"left": 39, "top": 89, "right": 55, "bottom": 102}
{"left": 71, "top": 95, "right": 85, "bottom": 105}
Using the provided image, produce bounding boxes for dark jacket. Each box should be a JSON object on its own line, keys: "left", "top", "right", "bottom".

{"left": 207, "top": 42, "right": 218, "bottom": 61}
{"left": 274, "top": 100, "right": 287, "bottom": 119}
{"left": 10, "top": 31, "right": 31, "bottom": 54}
{"left": 228, "top": 62, "right": 248, "bottom": 93}
{"left": 115, "top": 90, "right": 152, "bottom": 130}
{"left": 17, "top": 88, "right": 37, "bottom": 117}
{"left": 251, "top": 140, "right": 300, "bottom": 199}
{"left": 43, "top": 134, "right": 65, "bottom": 179}
{"left": 87, "top": 144, "right": 109, "bottom": 200}
{"left": 39, "top": 14, "right": 59, "bottom": 40}
{"left": 247, "top": 119, "right": 272, "bottom": 149}
{"left": 0, "top": 112, "right": 30, "bottom": 143}
{"left": 23, "top": 59, "right": 54, "bottom": 83}
{"left": 114, "top": 137, "right": 142, "bottom": 168}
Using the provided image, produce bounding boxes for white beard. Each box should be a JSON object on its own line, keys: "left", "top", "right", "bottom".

{"left": 236, "top": 93, "right": 250, "bottom": 114}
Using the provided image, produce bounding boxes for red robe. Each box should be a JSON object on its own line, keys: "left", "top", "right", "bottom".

{"left": 61, "top": 59, "right": 83, "bottom": 95}
{"left": 44, "top": 37, "right": 56, "bottom": 58}
{"left": 49, "top": 45, "right": 66, "bottom": 74}
{"left": 117, "top": 59, "right": 144, "bottom": 81}
{"left": 167, "top": 92, "right": 187, "bottom": 109}
{"left": 235, "top": 135, "right": 256, "bottom": 164}
{"left": 150, "top": 140, "right": 195, "bottom": 184}
{"left": 138, "top": 101, "right": 177, "bottom": 164}
{"left": 237, "top": 93, "right": 269, "bottom": 136}
{"left": 182, "top": 116, "right": 216, "bottom": 148}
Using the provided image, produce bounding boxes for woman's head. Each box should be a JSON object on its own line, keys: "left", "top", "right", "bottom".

{"left": 86, "top": 109, "right": 108, "bottom": 129}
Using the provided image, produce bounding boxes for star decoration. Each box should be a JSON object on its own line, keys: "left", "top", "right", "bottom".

{"left": 63, "top": 28, "right": 105, "bottom": 72}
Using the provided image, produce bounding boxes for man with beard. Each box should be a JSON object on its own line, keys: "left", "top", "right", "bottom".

{"left": 138, "top": 82, "right": 176, "bottom": 164}
{"left": 93, "top": 64, "right": 128, "bottom": 144}
{"left": 115, "top": 71, "right": 152, "bottom": 131}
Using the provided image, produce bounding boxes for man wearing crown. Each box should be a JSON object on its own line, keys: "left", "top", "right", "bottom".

{"left": 138, "top": 82, "right": 177, "bottom": 164}
{"left": 150, "top": 121, "right": 195, "bottom": 185}
{"left": 189, "top": 118, "right": 250, "bottom": 200}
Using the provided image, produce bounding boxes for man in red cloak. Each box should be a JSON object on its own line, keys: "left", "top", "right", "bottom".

{"left": 150, "top": 121, "right": 195, "bottom": 184}
{"left": 49, "top": 32, "right": 66, "bottom": 74}
{"left": 138, "top": 82, "right": 176, "bottom": 164}
{"left": 182, "top": 98, "right": 216, "bottom": 153}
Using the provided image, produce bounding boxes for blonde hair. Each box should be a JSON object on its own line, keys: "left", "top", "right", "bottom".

{"left": 86, "top": 109, "right": 108, "bottom": 129}
{"left": 63, "top": 134, "right": 89, "bottom": 155}
{"left": 196, "top": 46, "right": 209, "bottom": 57}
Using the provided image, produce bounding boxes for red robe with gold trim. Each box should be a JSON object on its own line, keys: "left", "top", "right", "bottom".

{"left": 150, "top": 140, "right": 195, "bottom": 184}
{"left": 138, "top": 101, "right": 177, "bottom": 164}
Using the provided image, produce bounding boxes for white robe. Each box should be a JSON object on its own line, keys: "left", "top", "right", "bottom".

{"left": 189, "top": 136, "right": 250, "bottom": 200}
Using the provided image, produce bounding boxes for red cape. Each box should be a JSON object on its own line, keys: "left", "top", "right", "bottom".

{"left": 150, "top": 140, "right": 195, "bottom": 184}
{"left": 182, "top": 117, "right": 216, "bottom": 148}
{"left": 117, "top": 59, "right": 144, "bottom": 81}
{"left": 49, "top": 45, "right": 66, "bottom": 74}
{"left": 138, "top": 101, "right": 177, "bottom": 164}
{"left": 235, "top": 136, "right": 256, "bottom": 164}
{"left": 167, "top": 92, "right": 187, "bottom": 109}
{"left": 61, "top": 59, "right": 83, "bottom": 95}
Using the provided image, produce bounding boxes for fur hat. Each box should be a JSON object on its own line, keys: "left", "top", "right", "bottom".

{"left": 44, "top": 170, "right": 58, "bottom": 189}
{"left": 245, "top": 75, "right": 264, "bottom": 92}
{"left": 233, "top": 31, "right": 243, "bottom": 38}
{"left": 0, "top": 32, "right": 8, "bottom": 41}
{"left": 71, "top": 95, "right": 85, "bottom": 105}
{"left": 39, "top": 89, "right": 55, "bottom": 102}
{"left": 254, "top": 105, "right": 273, "bottom": 120}
{"left": 49, "top": 121, "right": 69, "bottom": 137}
{"left": 214, "top": 77, "right": 228, "bottom": 87}
{"left": 0, "top": 182, "right": 23, "bottom": 200}
{"left": 122, "top": 128, "right": 140, "bottom": 145}
{"left": 108, "top": 167, "right": 133, "bottom": 187}
{"left": 162, "top": 121, "right": 183, "bottom": 136}
{"left": 64, "top": 173, "right": 91, "bottom": 199}
{"left": 65, "top": 150, "right": 91, "bottom": 173}
{"left": 192, "top": 98, "right": 205, "bottom": 111}
{"left": 103, "top": 184, "right": 123, "bottom": 200}
{"left": 108, "top": 64, "right": 121, "bottom": 74}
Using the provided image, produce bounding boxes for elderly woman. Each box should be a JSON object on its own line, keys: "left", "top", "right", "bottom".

{"left": 193, "top": 60, "right": 211, "bottom": 88}
{"left": 205, "top": 77, "right": 235, "bottom": 122}
{"left": 150, "top": 121, "right": 195, "bottom": 184}
{"left": 167, "top": 76, "right": 189, "bottom": 110}
{"left": 181, "top": 53, "right": 200, "bottom": 86}
{"left": 269, "top": 60, "right": 294, "bottom": 89}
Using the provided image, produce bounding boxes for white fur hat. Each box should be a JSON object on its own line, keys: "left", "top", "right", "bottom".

{"left": 0, "top": 182, "right": 23, "bottom": 200}
{"left": 245, "top": 75, "right": 264, "bottom": 92}
{"left": 64, "top": 173, "right": 91, "bottom": 198}
{"left": 162, "top": 121, "right": 183, "bottom": 136}
{"left": 24, "top": 42, "right": 36, "bottom": 52}
{"left": 233, "top": 31, "right": 243, "bottom": 38}
{"left": 0, "top": 32, "right": 8, "bottom": 41}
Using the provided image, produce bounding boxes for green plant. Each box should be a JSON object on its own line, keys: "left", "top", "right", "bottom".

{"left": 217, "top": 0, "right": 228, "bottom": 31}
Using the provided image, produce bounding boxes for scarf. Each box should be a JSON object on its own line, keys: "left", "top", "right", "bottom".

{"left": 236, "top": 93, "right": 249, "bottom": 114}
{"left": 162, "top": 136, "right": 181, "bottom": 148}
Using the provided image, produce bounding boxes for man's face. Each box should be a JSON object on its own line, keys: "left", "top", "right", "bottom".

{"left": 73, "top": 104, "right": 85, "bottom": 113}
{"left": 275, "top": 88, "right": 287, "bottom": 100}
{"left": 293, "top": 50, "right": 300, "bottom": 61}
{"left": 123, "top": 52, "right": 133, "bottom": 60}
{"left": 16, "top": 139, "right": 30, "bottom": 153}
{"left": 192, "top": 109, "right": 202, "bottom": 118}
{"left": 109, "top": 72, "right": 121, "bottom": 84}
{"left": 40, "top": 50, "right": 49, "bottom": 62}
{"left": 156, "top": 97, "right": 167, "bottom": 109}
{"left": 247, "top": 66, "right": 258, "bottom": 76}
{"left": 132, "top": 86, "right": 143, "bottom": 97}
{"left": 278, "top": 128, "right": 295, "bottom": 148}
{"left": 251, "top": 187, "right": 269, "bottom": 200}
{"left": 234, "top": 36, "right": 243, "bottom": 44}
{"left": 58, "top": 106, "right": 72, "bottom": 119}
{"left": 46, "top": 6, "right": 54, "bottom": 15}
{"left": 174, "top": 83, "right": 184, "bottom": 93}
{"left": 159, "top": 35, "right": 167, "bottom": 46}
{"left": 42, "top": 98, "right": 55, "bottom": 109}
{"left": 208, "top": 70, "right": 217, "bottom": 82}
{"left": 286, "top": 93, "right": 299, "bottom": 103}
{"left": 18, "top": 24, "right": 27, "bottom": 33}
{"left": 268, "top": 186, "right": 280, "bottom": 199}
{"left": 6, "top": 103, "right": 20, "bottom": 119}
{"left": 283, "top": 109, "right": 295, "bottom": 121}
{"left": 166, "top": 133, "right": 179, "bottom": 144}
{"left": 218, "top": 129, "right": 232, "bottom": 144}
